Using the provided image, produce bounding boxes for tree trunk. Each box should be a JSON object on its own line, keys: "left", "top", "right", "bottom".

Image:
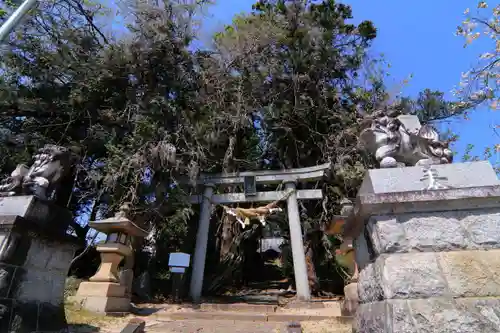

{"left": 305, "top": 239, "right": 320, "bottom": 295}
{"left": 219, "top": 135, "right": 237, "bottom": 261}
{"left": 219, "top": 214, "right": 234, "bottom": 259}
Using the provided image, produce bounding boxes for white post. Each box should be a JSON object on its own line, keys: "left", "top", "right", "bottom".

{"left": 285, "top": 182, "right": 311, "bottom": 301}
{"left": 0, "top": 0, "right": 39, "bottom": 43}
{"left": 189, "top": 183, "right": 214, "bottom": 302}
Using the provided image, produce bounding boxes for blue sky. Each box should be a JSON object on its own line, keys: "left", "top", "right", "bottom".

{"left": 197, "top": 0, "right": 500, "bottom": 164}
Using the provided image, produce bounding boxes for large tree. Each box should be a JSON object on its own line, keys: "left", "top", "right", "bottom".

{"left": 0, "top": 0, "right": 458, "bottom": 297}
{"left": 200, "top": 0, "right": 380, "bottom": 294}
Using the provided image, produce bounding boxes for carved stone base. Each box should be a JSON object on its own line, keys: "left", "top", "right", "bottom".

{"left": 0, "top": 214, "right": 79, "bottom": 332}
{"left": 76, "top": 281, "right": 126, "bottom": 297}
{"left": 75, "top": 281, "right": 131, "bottom": 313}
{"left": 78, "top": 295, "right": 130, "bottom": 313}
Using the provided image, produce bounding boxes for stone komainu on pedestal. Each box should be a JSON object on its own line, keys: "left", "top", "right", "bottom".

{"left": 358, "top": 106, "right": 453, "bottom": 168}
{"left": 0, "top": 144, "right": 80, "bottom": 332}
{"left": 350, "top": 111, "right": 500, "bottom": 332}
{"left": 351, "top": 166, "right": 500, "bottom": 333}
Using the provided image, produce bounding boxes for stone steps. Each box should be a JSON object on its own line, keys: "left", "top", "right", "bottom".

{"left": 154, "top": 310, "right": 353, "bottom": 323}
{"left": 198, "top": 303, "right": 278, "bottom": 313}
{"left": 195, "top": 300, "right": 343, "bottom": 313}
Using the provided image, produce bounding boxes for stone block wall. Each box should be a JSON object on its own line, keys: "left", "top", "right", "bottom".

{"left": 356, "top": 208, "right": 500, "bottom": 333}
{"left": 0, "top": 216, "right": 78, "bottom": 332}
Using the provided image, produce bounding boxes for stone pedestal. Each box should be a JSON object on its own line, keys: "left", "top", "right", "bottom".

{"left": 76, "top": 243, "right": 132, "bottom": 313}
{"left": 0, "top": 196, "right": 79, "bottom": 333}
{"left": 348, "top": 162, "right": 500, "bottom": 333}
{"left": 75, "top": 281, "right": 129, "bottom": 313}
{"left": 90, "top": 243, "right": 131, "bottom": 283}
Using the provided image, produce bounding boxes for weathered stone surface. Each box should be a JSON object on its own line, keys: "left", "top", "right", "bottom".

{"left": 77, "top": 281, "right": 127, "bottom": 297}
{"left": 356, "top": 298, "right": 500, "bottom": 333}
{"left": 358, "top": 262, "right": 383, "bottom": 303}
{"left": 455, "top": 298, "right": 500, "bottom": 328}
{"left": 438, "top": 250, "right": 500, "bottom": 297}
{"left": 16, "top": 269, "right": 67, "bottom": 305}
{"left": 79, "top": 295, "right": 131, "bottom": 313}
{"left": 345, "top": 185, "right": 500, "bottom": 239}
{"left": 382, "top": 253, "right": 448, "bottom": 300}
{"left": 403, "top": 212, "right": 468, "bottom": 251}
{"left": 359, "top": 253, "right": 448, "bottom": 302}
{"left": 23, "top": 238, "right": 53, "bottom": 270}
{"left": 0, "top": 196, "right": 36, "bottom": 219}
{"left": 359, "top": 250, "right": 500, "bottom": 303}
{"left": 359, "top": 161, "right": 499, "bottom": 195}
{"left": 365, "top": 209, "right": 500, "bottom": 256}
{"left": 461, "top": 210, "right": 500, "bottom": 246}
{"left": 367, "top": 216, "right": 406, "bottom": 256}
{"left": 0, "top": 196, "right": 74, "bottom": 237}
{"left": 0, "top": 231, "right": 31, "bottom": 267}
{"left": 47, "top": 243, "right": 76, "bottom": 271}
{"left": 356, "top": 301, "right": 389, "bottom": 333}
{"left": 0, "top": 215, "right": 78, "bottom": 332}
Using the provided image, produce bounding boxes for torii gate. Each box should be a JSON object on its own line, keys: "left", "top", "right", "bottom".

{"left": 187, "top": 163, "right": 331, "bottom": 302}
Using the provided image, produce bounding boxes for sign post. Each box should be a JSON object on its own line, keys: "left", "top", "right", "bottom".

{"left": 168, "top": 252, "right": 190, "bottom": 303}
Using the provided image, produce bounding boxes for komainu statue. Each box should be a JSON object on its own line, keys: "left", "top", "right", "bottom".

{"left": 358, "top": 107, "right": 453, "bottom": 168}
{"left": 0, "top": 144, "right": 72, "bottom": 200}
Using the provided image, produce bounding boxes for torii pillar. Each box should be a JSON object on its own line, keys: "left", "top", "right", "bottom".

{"left": 189, "top": 183, "right": 214, "bottom": 302}
{"left": 285, "top": 181, "right": 311, "bottom": 301}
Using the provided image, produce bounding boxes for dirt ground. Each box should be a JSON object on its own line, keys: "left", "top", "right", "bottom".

{"left": 68, "top": 318, "right": 352, "bottom": 333}
{"left": 145, "top": 319, "right": 283, "bottom": 333}
{"left": 145, "top": 319, "right": 352, "bottom": 333}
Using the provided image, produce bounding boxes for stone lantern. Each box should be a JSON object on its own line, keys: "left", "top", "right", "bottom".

{"left": 75, "top": 204, "right": 148, "bottom": 313}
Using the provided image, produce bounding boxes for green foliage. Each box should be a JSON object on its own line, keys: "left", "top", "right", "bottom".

{"left": 454, "top": 1, "right": 500, "bottom": 173}
{"left": 400, "top": 89, "right": 457, "bottom": 123}
{"left": 455, "top": 1, "right": 499, "bottom": 110}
